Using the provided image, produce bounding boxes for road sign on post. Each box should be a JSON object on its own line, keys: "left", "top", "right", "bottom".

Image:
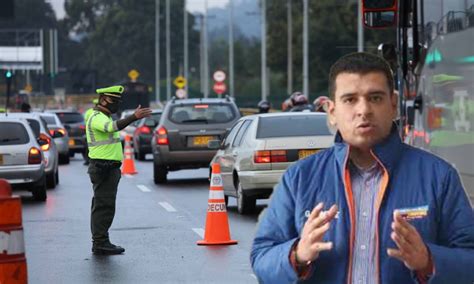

{"left": 173, "top": 76, "right": 187, "bottom": 89}
{"left": 213, "top": 70, "right": 226, "bottom": 83}
{"left": 175, "top": 89, "right": 186, "bottom": 99}
{"left": 213, "top": 82, "right": 227, "bottom": 95}
{"left": 128, "top": 69, "right": 140, "bottom": 82}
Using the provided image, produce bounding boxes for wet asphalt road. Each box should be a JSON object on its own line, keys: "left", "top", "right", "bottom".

{"left": 17, "top": 155, "right": 267, "bottom": 284}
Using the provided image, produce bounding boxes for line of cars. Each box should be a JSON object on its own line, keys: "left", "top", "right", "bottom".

{"left": 0, "top": 111, "right": 79, "bottom": 201}
{"left": 141, "top": 96, "right": 335, "bottom": 214}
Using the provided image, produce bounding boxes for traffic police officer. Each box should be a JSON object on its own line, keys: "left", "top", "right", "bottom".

{"left": 86, "top": 85, "right": 151, "bottom": 255}
{"left": 83, "top": 98, "right": 99, "bottom": 166}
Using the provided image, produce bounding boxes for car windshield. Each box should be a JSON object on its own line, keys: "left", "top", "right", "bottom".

{"left": 0, "top": 122, "right": 29, "bottom": 145}
{"left": 40, "top": 115, "right": 56, "bottom": 125}
{"left": 257, "top": 115, "right": 332, "bottom": 138}
{"left": 56, "top": 112, "right": 84, "bottom": 124}
{"left": 169, "top": 104, "right": 235, "bottom": 124}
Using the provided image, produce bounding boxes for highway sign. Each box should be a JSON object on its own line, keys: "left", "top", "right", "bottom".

{"left": 174, "top": 76, "right": 187, "bottom": 89}
{"left": 213, "top": 82, "right": 227, "bottom": 95}
{"left": 213, "top": 70, "right": 226, "bottom": 82}
{"left": 128, "top": 69, "right": 140, "bottom": 82}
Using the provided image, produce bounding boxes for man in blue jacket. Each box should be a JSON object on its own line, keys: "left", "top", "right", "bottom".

{"left": 251, "top": 52, "right": 474, "bottom": 283}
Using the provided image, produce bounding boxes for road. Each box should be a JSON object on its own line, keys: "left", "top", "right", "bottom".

{"left": 17, "top": 155, "right": 267, "bottom": 284}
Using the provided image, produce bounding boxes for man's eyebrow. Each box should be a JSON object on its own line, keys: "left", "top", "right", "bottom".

{"left": 339, "top": 93, "right": 356, "bottom": 100}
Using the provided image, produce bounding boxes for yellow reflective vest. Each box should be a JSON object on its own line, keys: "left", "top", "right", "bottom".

{"left": 85, "top": 109, "right": 123, "bottom": 161}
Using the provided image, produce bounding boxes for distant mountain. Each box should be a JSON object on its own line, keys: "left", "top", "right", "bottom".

{"left": 207, "top": 0, "right": 260, "bottom": 40}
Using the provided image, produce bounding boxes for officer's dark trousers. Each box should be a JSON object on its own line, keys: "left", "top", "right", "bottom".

{"left": 88, "top": 159, "right": 121, "bottom": 244}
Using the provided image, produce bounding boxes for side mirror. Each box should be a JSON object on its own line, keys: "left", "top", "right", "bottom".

{"left": 208, "top": 140, "right": 222, "bottom": 150}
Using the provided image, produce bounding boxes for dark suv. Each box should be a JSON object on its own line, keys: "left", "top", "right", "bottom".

{"left": 151, "top": 97, "right": 241, "bottom": 183}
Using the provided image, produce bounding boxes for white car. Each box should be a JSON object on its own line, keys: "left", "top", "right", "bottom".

{"left": 210, "top": 112, "right": 334, "bottom": 214}
{"left": 39, "top": 112, "right": 70, "bottom": 164}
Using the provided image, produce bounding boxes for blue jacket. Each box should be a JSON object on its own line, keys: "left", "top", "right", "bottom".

{"left": 251, "top": 127, "right": 474, "bottom": 283}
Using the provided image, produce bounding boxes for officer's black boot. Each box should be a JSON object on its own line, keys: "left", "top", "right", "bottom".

{"left": 92, "top": 240, "right": 125, "bottom": 255}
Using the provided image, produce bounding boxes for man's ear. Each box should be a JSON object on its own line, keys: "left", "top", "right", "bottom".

{"left": 327, "top": 99, "right": 337, "bottom": 126}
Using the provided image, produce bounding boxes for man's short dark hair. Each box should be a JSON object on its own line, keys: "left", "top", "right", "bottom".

{"left": 328, "top": 52, "right": 395, "bottom": 99}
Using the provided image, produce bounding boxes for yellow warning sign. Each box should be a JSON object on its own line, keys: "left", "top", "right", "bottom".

{"left": 24, "top": 84, "right": 33, "bottom": 93}
{"left": 128, "top": 69, "right": 140, "bottom": 82}
{"left": 173, "top": 76, "right": 187, "bottom": 89}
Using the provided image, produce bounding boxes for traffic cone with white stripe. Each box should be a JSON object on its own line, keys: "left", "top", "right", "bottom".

{"left": 197, "top": 163, "right": 237, "bottom": 245}
{"left": 121, "top": 135, "right": 137, "bottom": 175}
{"left": 0, "top": 179, "right": 28, "bottom": 284}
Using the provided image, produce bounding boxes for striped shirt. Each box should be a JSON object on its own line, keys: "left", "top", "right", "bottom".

{"left": 349, "top": 161, "right": 383, "bottom": 284}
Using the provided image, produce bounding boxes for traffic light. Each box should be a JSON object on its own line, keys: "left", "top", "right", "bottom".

{"left": 5, "top": 70, "right": 13, "bottom": 79}
{"left": 5, "top": 70, "right": 13, "bottom": 104}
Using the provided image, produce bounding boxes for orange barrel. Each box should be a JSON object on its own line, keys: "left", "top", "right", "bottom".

{"left": 0, "top": 179, "right": 28, "bottom": 284}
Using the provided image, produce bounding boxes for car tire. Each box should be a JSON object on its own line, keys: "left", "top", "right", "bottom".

{"left": 46, "top": 169, "right": 58, "bottom": 189}
{"left": 55, "top": 169, "right": 59, "bottom": 185}
{"left": 32, "top": 176, "right": 47, "bottom": 201}
{"left": 236, "top": 180, "right": 255, "bottom": 215}
{"left": 137, "top": 150, "right": 146, "bottom": 161}
{"left": 69, "top": 151, "right": 74, "bottom": 157}
{"left": 154, "top": 164, "right": 168, "bottom": 184}
{"left": 224, "top": 195, "right": 229, "bottom": 206}
{"left": 59, "top": 154, "right": 70, "bottom": 164}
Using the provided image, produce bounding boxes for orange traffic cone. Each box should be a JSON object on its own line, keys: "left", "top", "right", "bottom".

{"left": 121, "top": 135, "right": 137, "bottom": 175}
{"left": 197, "top": 163, "right": 237, "bottom": 246}
{"left": 0, "top": 179, "right": 28, "bottom": 284}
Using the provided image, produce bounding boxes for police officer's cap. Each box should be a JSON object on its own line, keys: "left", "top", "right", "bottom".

{"left": 96, "top": 85, "right": 124, "bottom": 99}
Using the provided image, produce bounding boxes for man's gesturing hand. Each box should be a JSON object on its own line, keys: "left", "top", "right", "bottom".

{"left": 134, "top": 105, "right": 152, "bottom": 119}
{"left": 296, "top": 203, "right": 338, "bottom": 264}
{"left": 387, "top": 211, "right": 431, "bottom": 272}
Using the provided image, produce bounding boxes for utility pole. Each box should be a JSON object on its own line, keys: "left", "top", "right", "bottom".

{"left": 357, "top": 0, "right": 364, "bottom": 52}
{"left": 287, "top": 0, "right": 292, "bottom": 96}
{"left": 303, "top": 0, "right": 309, "bottom": 97}
{"left": 166, "top": 0, "right": 171, "bottom": 101}
{"left": 155, "top": 0, "right": 160, "bottom": 103}
{"left": 184, "top": 0, "right": 188, "bottom": 97}
{"left": 199, "top": 15, "right": 204, "bottom": 96}
{"left": 261, "top": 0, "right": 267, "bottom": 101}
{"left": 228, "top": 0, "right": 234, "bottom": 98}
{"left": 203, "top": 0, "right": 209, "bottom": 98}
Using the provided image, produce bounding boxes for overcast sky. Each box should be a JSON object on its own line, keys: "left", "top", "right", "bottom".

{"left": 46, "top": 0, "right": 229, "bottom": 20}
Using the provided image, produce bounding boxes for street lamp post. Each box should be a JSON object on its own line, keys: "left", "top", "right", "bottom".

{"left": 261, "top": 0, "right": 267, "bottom": 101}
{"left": 287, "top": 0, "right": 293, "bottom": 96}
{"left": 166, "top": 0, "right": 171, "bottom": 101}
{"left": 155, "top": 0, "right": 160, "bottom": 103}
{"left": 184, "top": 0, "right": 189, "bottom": 97}
{"left": 303, "top": 0, "right": 309, "bottom": 97}
{"left": 228, "top": 0, "right": 234, "bottom": 98}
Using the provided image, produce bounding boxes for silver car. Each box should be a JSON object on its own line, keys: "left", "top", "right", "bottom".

{"left": 210, "top": 112, "right": 334, "bottom": 214}
{"left": 0, "top": 117, "right": 47, "bottom": 201}
{"left": 39, "top": 112, "right": 70, "bottom": 164}
{"left": 1, "top": 113, "right": 59, "bottom": 189}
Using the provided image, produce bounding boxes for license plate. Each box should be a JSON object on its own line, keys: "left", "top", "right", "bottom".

{"left": 298, "top": 149, "right": 318, "bottom": 159}
{"left": 69, "top": 138, "right": 75, "bottom": 146}
{"left": 193, "top": 136, "right": 214, "bottom": 146}
{"left": 0, "top": 154, "right": 3, "bottom": 165}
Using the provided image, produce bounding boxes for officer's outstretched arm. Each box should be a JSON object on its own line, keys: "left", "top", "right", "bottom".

{"left": 115, "top": 105, "right": 152, "bottom": 130}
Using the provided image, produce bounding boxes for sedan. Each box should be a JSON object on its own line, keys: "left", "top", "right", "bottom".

{"left": 209, "top": 112, "right": 334, "bottom": 214}
{"left": 0, "top": 117, "right": 47, "bottom": 201}
{"left": 40, "top": 112, "right": 70, "bottom": 164}
{"left": 132, "top": 110, "right": 162, "bottom": 160}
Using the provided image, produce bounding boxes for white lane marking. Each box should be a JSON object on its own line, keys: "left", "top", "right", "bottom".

{"left": 250, "top": 274, "right": 257, "bottom": 280}
{"left": 123, "top": 174, "right": 134, "bottom": 178}
{"left": 137, "top": 185, "right": 151, "bottom": 192}
{"left": 192, "top": 228, "right": 204, "bottom": 238}
{"left": 159, "top": 202, "right": 177, "bottom": 212}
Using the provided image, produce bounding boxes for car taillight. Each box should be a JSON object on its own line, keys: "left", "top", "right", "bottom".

{"left": 38, "top": 133, "right": 51, "bottom": 151}
{"left": 28, "top": 147, "right": 42, "bottom": 164}
{"left": 58, "top": 128, "right": 67, "bottom": 135}
{"left": 79, "top": 124, "right": 85, "bottom": 130}
{"left": 254, "top": 150, "right": 288, "bottom": 163}
{"left": 156, "top": 126, "right": 169, "bottom": 145}
{"left": 49, "top": 129, "right": 55, "bottom": 136}
{"left": 137, "top": 126, "right": 151, "bottom": 134}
